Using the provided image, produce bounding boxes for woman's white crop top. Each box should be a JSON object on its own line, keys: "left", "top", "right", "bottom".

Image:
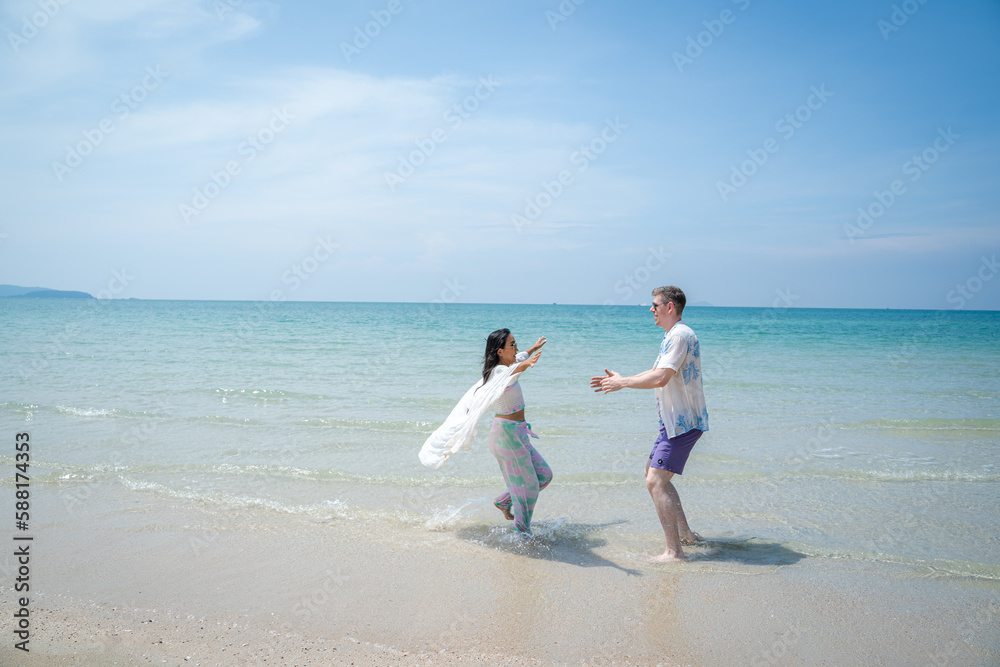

{"left": 490, "top": 351, "right": 529, "bottom": 416}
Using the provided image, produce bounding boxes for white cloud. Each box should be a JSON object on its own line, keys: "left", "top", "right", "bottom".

{"left": 1, "top": 0, "right": 264, "bottom": 94}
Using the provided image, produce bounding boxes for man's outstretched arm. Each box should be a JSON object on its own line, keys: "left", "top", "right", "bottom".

{"left": 590, "top": 367, "right": 675, "bottom": 393}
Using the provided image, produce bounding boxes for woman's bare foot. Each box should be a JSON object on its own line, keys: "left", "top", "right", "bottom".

{"left": 647, "top": 551, "right": 687, "bottom": 563}
{"left": 494, "top": 502, "right": 514, "bottom": 521}
{"left": 679, "top": 532, "right": 703, "bottom": 546}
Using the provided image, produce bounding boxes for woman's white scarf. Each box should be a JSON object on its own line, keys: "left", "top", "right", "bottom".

{"left": 419, "top": 363, "right": 523, "bottom": 469}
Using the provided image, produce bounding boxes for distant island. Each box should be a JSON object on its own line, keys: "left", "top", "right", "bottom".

{"left": 0, "top": 284, "right": 94, "bottom": 299}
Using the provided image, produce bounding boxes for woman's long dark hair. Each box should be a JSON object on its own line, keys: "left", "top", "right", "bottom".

{"left": 477, "top": 328, "right": 510, "bottom": 391}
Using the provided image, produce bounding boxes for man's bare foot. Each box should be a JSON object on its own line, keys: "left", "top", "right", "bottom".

{"left": 494, "top": 502, "right": 514, "bottom": 521}
{"left": 679, "top": 532, "right": 703, "bottom": 546}
{"left": 647, "top": 551, "right": 687, "bottom": 563}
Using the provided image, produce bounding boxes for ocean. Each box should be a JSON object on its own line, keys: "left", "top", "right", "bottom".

{"left": 2, "top": 300, "right": 999, "bottom": 580}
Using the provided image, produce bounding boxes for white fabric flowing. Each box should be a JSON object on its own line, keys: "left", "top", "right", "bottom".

{"left": 419, "top": 363, "right": 523, "bottom": 469}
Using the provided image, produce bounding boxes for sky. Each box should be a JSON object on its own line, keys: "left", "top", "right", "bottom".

{"left": 1, "top": 0, "right": 998, "bottom": 309}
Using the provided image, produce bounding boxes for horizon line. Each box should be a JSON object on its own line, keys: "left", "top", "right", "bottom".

{"left": 2, "top": 296, "right": 996, "bottom": 312}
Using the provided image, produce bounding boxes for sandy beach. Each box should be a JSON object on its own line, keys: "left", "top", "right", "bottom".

{"left": 3, "top": 480, "right": 998, "bottom": 666}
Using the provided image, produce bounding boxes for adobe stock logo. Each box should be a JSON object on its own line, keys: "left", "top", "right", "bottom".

{"left": 946, "top": 255, "right": 998, "bottom": 310}
{"left": 672, "top": 0, "right": 752, "bottom": 73}
{"left": 546, "top": 0, "right": 586, "bottom": 31}
{"left": 716, "top": 85, "right": 832, "bottom": 202}
{"left": 604, "top": 246, "right": 672, "bottom": 305}
{"left": 843, "top": 127, "right": 959, "bottom": 243}
{"left": 340, "top": 0, "right": 415, "bottom": 63}
{"left": 179, "top": 108, "right": 294, "bottom": 225}
{"left": 512, "top": 117, "right": 626, "bottom": 233}
{"left": 877, "top": 0, "right": 931, "bottom": 40}
{"left": 7, "top": 0, "right": 71, "bottom": 53}
{"left": 51, "top": 66, "right": 169, "bottom": 182}
{"left": 384, "top": 76, "right": 501, "bottom": 192}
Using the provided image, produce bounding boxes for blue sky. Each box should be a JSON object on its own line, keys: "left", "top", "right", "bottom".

{"left": 1, "top": 0, "right": 998, "bottom": 309}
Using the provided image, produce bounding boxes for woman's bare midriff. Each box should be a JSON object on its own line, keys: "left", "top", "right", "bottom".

{"left": 496, "top": 409, "right": 526, "bottom": 422}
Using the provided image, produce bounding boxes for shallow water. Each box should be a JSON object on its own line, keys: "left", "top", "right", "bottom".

{"left": 2, "top": 300, "right": 998, "bottom": 579}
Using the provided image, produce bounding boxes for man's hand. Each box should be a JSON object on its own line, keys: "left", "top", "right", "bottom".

{"left": 590, "top": 369, "right": 625, "bottom": 393}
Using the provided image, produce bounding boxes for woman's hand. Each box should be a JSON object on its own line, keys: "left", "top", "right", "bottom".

{"left": 515, "top": 350, "right": 542, "bottom": 374}
{"left": 527, "top": 337, "right": 547, "bottom": 355}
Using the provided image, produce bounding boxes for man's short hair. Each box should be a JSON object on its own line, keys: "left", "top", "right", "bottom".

{"left": 652, "top": 285, "right": 686, "bottom": 316}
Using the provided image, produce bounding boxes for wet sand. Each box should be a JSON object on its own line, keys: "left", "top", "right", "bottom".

{"left": 2, "top": 483, "right": 998, "bottom": 666}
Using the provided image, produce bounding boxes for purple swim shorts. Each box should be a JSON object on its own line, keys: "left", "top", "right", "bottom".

{"left": 648, "top": 427, "right": 703, "bottom": 475}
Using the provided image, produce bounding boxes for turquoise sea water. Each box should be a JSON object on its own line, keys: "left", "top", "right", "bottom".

{"left": 1, "top": 300, "right": 998, "bottom": 576}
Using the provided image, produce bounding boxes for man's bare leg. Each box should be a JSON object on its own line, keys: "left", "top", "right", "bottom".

{"left": 663, "top": 482, "right": 700, "bottom": 544}
{"left": 645, "top": 462, "right": 686, "bottom": 562}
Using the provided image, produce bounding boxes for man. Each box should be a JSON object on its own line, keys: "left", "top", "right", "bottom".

{"left": 590, "top": 286, "right": 709, "bottom": 562}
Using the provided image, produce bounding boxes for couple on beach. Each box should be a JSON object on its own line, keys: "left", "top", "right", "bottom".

{"left": 419, "top": 285, "right": 709, "bottom": 563}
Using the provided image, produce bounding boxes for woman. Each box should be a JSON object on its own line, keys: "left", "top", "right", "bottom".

{"left": 480, "top": 329, "right": 552, "bottom": 535}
